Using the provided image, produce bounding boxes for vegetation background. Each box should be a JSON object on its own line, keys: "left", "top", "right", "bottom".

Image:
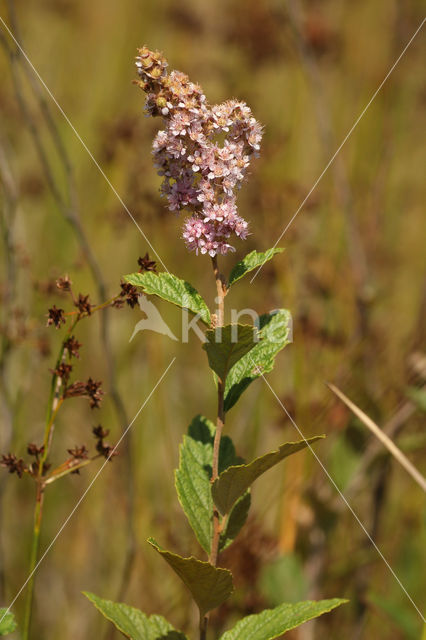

{"left": 0, "top": 0, "right": 425, "bottom": 638}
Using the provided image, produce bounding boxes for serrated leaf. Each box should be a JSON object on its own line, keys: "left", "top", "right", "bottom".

{"left": 212, "top": 437, "right": 324, "bottom": 515}
{"left": 220, "top": 598, "right": 348, "bottom": 639}
{"left": 203, "top": 324, "right": 259, "bottom": 382}
{"left": 220, "top": 491, "right": 251, "bottom": 551}
{"left": 124, "top": 271, "right": 211, "bottom": 326}
{"left": 228, "top": 248, "right": 284, "bottom": 287}
{"left": 148, "top": 538, "right": 233, "bottom": 616}
{"left": 224, "top": 310, "right": 291, "bottom": 411}
{"left": 0, "top": 609, "right": 16, "bottom": 636}
{"left": 83, "top": 592, "right": 187, "bottom": 639}
{"left": 175, "top": 416, "right": 243, "bottom": 553}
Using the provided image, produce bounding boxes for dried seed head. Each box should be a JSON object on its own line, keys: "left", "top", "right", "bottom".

{"left": 56, "top": 275, "right": 72, "bottom": 292}
{"left": 64, "top": 378, "right": 104, "bottom": 408}
{"left": 75, "top": 293, "right": 92, "bottom": 316}
{"left": 119, "top": 282, "right": 139, "bottom": 308}
{"left": 47, "top": 305, "right": 66, "bottom": 329}
{"left": 84, "top": 378, "right": 104, "bottom": 409}
{"left": 92, "top": 425, "right": 109, "bottom": 439}
{"left": 96, "top": 441, "right": 118, "bottom": 460}
{"left": 63, "top": 335, "right": 82, "bottom": 359}
{"left": 27, "top": 443, "right": 45, "bottom": 457}
{"left": 138, "top": 252, "right": 157, "bottom": 273}
{"left": 50, "top": 363, "right": 73, "bottom": 384}
{"left": 0, "top": 453, "right": 27, "bottom": 478}
{"left": 67, "top": 445, "right": 89, "bottom": 460}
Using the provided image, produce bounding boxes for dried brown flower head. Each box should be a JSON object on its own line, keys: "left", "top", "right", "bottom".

{"left": 138, "top": 252, "right": 157, "bottom": 272}
{"left": 27, "top": 443, "right": 45, "bottom": 457}
{"left": 65, "top": 378, "right": 103, "bottom": 409}
{"left": 0, "top": 453, "right": 27, "bottom": 478}
{"left": 63, "top": 335, "right": 82, "bottom": 359}
{"left": 119, "top": 282, "right": 139, "bottom": 308}
{"left": 47, "top": 305, "right": 66, "bottom": 329}
{"left": 112, "top": 298, "right": 125, "bottom": 309}
{"left": 92, "top": 425, "right": 109, "bottom": 439}
{"left": 56, "top": 275, "right": 72, "bottom": 292}
{"left": 96, "top": 441, "right": 118, "bottom": 460}
{"left": 67, "top": 445, "right": 89, "bottom": 460}
{"left": 75, "top": 293, "right": 92, "bottom": 316}
{"left": 50, "top": 363, "right": 73, "bottom": 384}
{"left": 85, "top": 378, "right": 103, "bottom": 408}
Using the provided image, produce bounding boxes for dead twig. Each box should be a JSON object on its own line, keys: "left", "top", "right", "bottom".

{"left": 327, "top": 382, "right": 426, "bottom": 492}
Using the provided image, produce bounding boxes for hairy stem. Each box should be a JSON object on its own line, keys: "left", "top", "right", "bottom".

{"left": 200, "top": 257, "right": 227, "bottom": 638}
{"left": 211, "top": 255, "right": 225, "bottom": 327}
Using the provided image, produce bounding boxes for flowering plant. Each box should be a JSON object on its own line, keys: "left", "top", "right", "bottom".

{"left": 84, "top": 48, "right": 347, "bottom": 640}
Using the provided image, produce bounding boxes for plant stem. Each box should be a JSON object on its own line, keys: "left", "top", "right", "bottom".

{"left": 44, "top": 455, "right": 100, "bottom": 485}
{"left": 22, "top": 317, "right": 78, "bottom": 640}
{"left": 22, "top": 481, "right": 44, "bottom": 640}
{"left": 211, "top": 255, "right": 225, "bottom": 327}
{"left": 210, "top": 379, "right": 225, "bottom": 566}
{"left": 199, "top": 615, "right": 208, "bottom": 640}
{"left": 201, "top": 256, "right": 227, "bottom": 639}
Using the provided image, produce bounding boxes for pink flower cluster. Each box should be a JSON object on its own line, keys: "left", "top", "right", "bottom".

{"left": 135, "top": 47, "right": 263, "bottom": 257}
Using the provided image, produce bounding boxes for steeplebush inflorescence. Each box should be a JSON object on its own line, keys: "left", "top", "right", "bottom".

{"left": 135, "top": 46, "right": 263, "bottom": 257}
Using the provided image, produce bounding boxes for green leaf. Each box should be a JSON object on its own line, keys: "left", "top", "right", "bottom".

{"left": 220, "top": 599, "right": 348, "bottom": 639}
{"left": 228, "top": 248, "right": 284, "bottom": 287}
{"left": 220, "top": 491, "right": 251, "bottom": 551}
{"left": 175, "top": 416, "right": 243, "bottom": 553}
{"left": 0, "top": 609, "right": 16, "bottom": 636}
{"left": 83, "top": 592, "right": 187, "bottom": 639}
{"left": 124, "top": 271, "right": 211, "bottom": 326}
{"left": 203, "top": 324, "right": 259, "bottom": 382}
{"left": 148, "top": 539, "right": 233, "bottom": 616}
{"left": 212, "top": 437, "right": 324, "bottom": 515}
{"left": 225, "top": 310, "right": 291, "bottom": 411}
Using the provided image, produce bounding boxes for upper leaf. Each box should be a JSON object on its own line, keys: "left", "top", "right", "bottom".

{"left": 148, "top": 539, "right": 233, "bottom": 616}
{"left": 83, "top": 592, "right": 187, "bottom": 640}
{"left": 219, "top": 598, "right": 348, "bottom": 639}
{"left": 175, "top": 415, "right": 243, "bottom": 553}
{"left": 228, "top": 248, "right": 284, "bottom": 287}
{"left": 203, "top": 324, "right": 259, "bottom": 383}
{"left": 212, "top": 437, "right": 324, "bottom": 515}
{"left": 0, "top": 609, "right": 16, "bottom": 636}
{"left": 124, "top": 271, "right": 211, "bottom": 326}
{"left": 224, "top": 310, "right": 291, "bottom": 411}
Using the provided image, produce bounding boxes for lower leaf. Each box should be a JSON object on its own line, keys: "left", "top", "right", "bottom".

{"left": 0, "top": 609, "right": 16, "bottom": 636}
{"left": 220, "top": 598, "right": 348, "bottom": 639}
{"left": 83, "top": 592, "right": 187, "bottom": 640}
{"left": 148, "top": 538, "right": 234, "bottom": 617}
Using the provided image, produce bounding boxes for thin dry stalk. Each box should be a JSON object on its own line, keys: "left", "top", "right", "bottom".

{"left": 328, "top": 383, "right": 426, "bottom": 492}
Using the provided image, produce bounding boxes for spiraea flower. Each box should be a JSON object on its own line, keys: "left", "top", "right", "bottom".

{"left": 135, "top": 46, "right": 263, "bottom": 257}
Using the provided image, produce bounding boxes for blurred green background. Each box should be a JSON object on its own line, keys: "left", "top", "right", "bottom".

{"left": 0, "top": 0, "right": 425, "bottom": 638}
